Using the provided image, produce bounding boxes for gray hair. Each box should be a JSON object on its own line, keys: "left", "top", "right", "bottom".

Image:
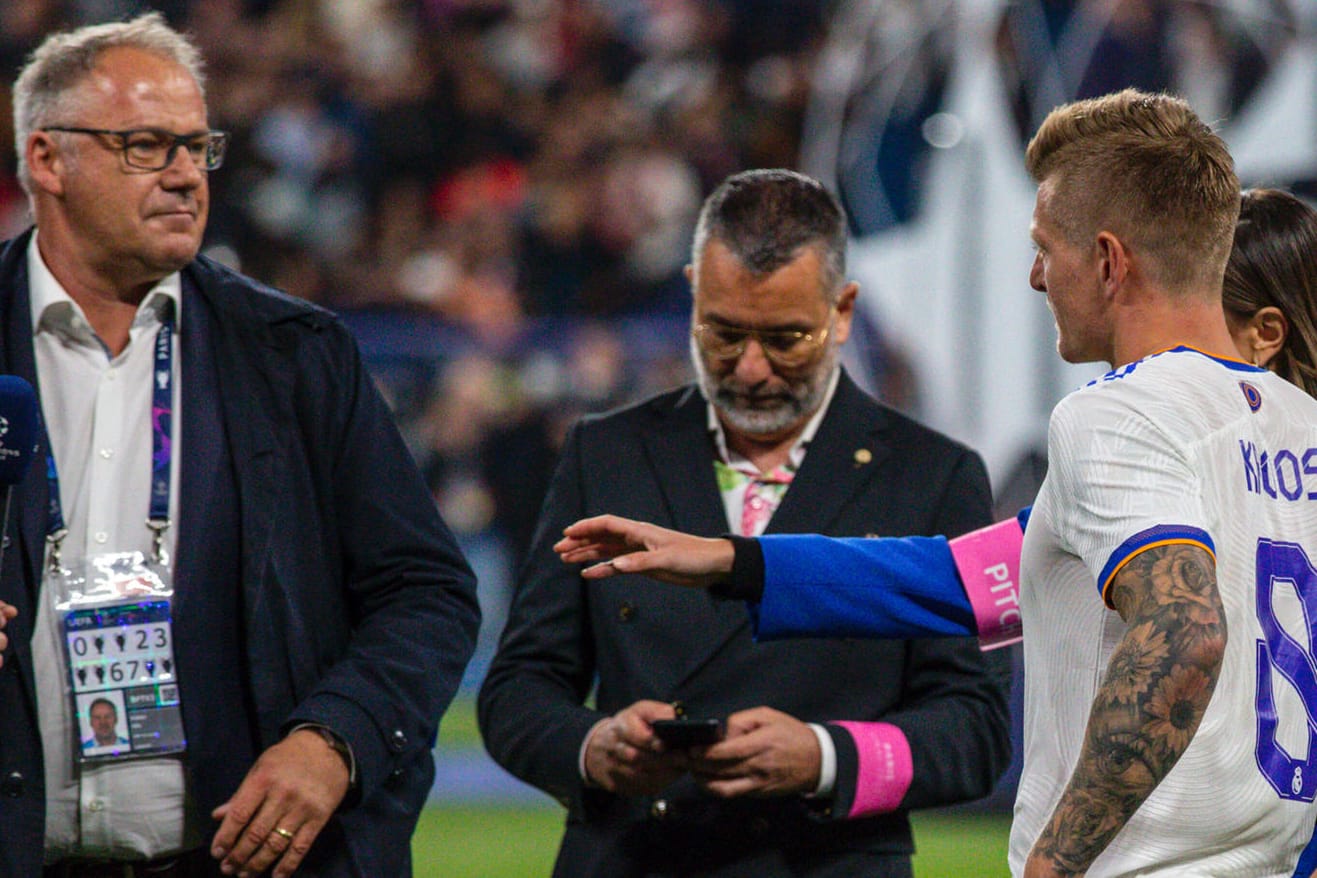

{"left": 691, "top": 169, "right": 848, "bottom": 302}
{"left": 12, "top": 12, "right": 206, "bottom": 192}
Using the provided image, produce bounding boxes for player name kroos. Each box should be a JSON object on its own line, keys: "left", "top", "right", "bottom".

{"left": 1239, "top": 440, "right": 1317, "bottom": 501}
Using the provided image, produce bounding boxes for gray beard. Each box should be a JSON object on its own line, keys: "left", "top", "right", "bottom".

{"left": 690, "top": 335, "right": 838, "bottom": 438}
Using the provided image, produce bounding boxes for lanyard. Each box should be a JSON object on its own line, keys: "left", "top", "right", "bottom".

{"left": 45, "top": 316, "right": 174, "bottom": 569}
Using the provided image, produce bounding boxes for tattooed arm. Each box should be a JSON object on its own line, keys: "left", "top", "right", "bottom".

{"left": 1023, "top": 544, "right": 1227, "bottom": 878}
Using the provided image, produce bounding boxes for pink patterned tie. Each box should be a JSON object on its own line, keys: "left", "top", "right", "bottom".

{"left": 739, "top": 465, "right": 795, "bottom": 537}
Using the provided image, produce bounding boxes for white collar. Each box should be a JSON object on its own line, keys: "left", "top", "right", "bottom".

{"left": 27, "top": 231, "right": 182, "bottom": 344}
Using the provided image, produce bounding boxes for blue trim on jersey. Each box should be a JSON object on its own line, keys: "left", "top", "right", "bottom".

{"left": 1085, "top": 346, "right": 1267, "bottom": 388}
{"left": 1293, "top": 825, "right": 1317, "bottom": 878}
{"left": 1164, "top": 345, "right": 1269, "bottom": 373}
{"left": 1097, "top": 524, "right": 1216, "bottom": 606}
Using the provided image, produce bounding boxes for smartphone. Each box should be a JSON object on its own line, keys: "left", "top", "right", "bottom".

{"left": 651, "top": 717, "right": 725, "bottom": 748}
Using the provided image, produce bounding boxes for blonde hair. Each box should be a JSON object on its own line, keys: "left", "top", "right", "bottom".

{"left": 1025, "top": 89, "right": 1238, "bottom": 294}
{"left": 12, "top": 12, "right": 206, "bottom": 192}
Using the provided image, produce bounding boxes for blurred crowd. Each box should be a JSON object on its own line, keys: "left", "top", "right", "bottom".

{"left": 810, "top": 0, "right": 1295, "bottom": 236}
{"left": 0, "top": 0, "right": 1301, "bottom": 678}
{"left": 0, "top": 0, "right": 835, "bottom": 678}
{"left": 0, "top": 0, "right": 842, "bottom": 684}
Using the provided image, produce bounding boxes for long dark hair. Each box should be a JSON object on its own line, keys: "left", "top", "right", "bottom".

{"left": 1223, "top": 188, "right": 1317, "bottom": 397}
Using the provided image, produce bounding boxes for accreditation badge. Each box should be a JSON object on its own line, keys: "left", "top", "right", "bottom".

{"left": 49, "top": 551, "right": 186, "bottom": 764}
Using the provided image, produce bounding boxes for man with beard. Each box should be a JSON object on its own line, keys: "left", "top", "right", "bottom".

{"left": 478, "top": 169, "right": 1012, "bottom": 877}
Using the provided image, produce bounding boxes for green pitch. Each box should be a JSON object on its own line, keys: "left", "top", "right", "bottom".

{"left": 411, "top": 806, "right": 1012, "bottom": 877}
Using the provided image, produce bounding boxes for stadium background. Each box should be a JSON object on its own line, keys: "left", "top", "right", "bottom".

{"left": 3, "top": 1, "right": 1313, "bottom": 874}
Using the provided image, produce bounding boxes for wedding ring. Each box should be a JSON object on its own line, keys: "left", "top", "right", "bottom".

{"left": 273, "top": 826, "right": 295, "bottom": 841}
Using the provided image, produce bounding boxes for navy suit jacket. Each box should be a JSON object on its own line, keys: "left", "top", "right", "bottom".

{"left": 478, "top": 375, "right": 1013, "bottom": 877}
{"left": 0, "top": 231, "right": 480, "bottom": 877}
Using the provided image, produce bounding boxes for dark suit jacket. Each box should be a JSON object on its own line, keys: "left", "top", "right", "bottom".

{"left": 478, "top": 375, "right": 1012, "bottom": 877}
{"left": 0, "top": 231, "right": 480, "bottom": 877}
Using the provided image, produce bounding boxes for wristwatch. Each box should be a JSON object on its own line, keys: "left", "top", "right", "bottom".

{"left": 294, "top": 723, "right": 358, "bottom": 792}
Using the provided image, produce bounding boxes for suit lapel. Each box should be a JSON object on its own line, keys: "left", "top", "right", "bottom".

{"left": 185, "top": 264, "right": 282, "bottom": 602}
{"left": 640, "top": 386, "right": 729, "bottom": 538}
{"left": 766, "top": 373, "right": 891, "bottom": 537}
{"left": 636, "top": 388, "right": 757, "bottom": 689}
{"left": 653, "top": 375, "right": 892, "bottom": 691}
{"left": 173, "top": 276, "right": 219, "bottom": 616}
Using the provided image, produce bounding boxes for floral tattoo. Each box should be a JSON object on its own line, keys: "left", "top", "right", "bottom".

{"left": 1030, "top": 544, "right": 1226, "bottom": 875}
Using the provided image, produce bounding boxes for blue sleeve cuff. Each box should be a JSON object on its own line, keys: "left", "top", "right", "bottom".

{"left": 1098, "top": 524, "right": 1215, "bottom": 607}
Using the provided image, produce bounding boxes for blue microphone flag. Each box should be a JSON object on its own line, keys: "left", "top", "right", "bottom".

{"left": 0, "top": 376, "right": 40, "bottom": 486}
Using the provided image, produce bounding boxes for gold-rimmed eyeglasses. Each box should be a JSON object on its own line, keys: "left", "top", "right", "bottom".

{"left": 692, "top": 307, "right": 835, "bottom": 368}
{"left": 42, "top": 126, "right": 228, "bottom": 172}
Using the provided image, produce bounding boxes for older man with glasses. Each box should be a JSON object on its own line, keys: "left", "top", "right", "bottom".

{"left": 478, "top": 168, "right": 1012, "bottom": 878}
{"left": 0, "top": 14, "right": 480, "bottom": 878}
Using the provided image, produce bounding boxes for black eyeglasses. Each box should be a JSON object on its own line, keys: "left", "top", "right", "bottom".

{"left": 41, "top": 126, "right": 228, "bottom": 172}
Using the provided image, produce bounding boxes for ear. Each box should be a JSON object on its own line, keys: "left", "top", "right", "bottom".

{"left": 1242, "top": 305, "right": 1288, "bottom": 368}
{"left": 1094, "top": 231, "right": 1130, "bottom": 299}
{"left": 26, "top": 131, "right": 66, "bottom": 197}
{"left": 831, "top": 281, "right": 859, "bottom": 346}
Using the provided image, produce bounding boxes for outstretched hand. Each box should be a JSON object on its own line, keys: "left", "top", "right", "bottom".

{"left": 554, "top": 515, "right": 735, "bottom": 588}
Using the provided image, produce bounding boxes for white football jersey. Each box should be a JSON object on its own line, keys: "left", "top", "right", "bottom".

{"left": 1012, "top": 347, "right": 1317, "bottom": 877}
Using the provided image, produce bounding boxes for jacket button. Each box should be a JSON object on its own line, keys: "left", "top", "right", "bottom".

{"left": 390, "top": 730, "right": 407, "bottom": 751}
{"left": 649, "top": 798, "right": 669, "bottom": 820}
{"left": 1, "top": 771, "right": 24, "bottom": 797}
{"left": 618, "top": 603, "right": 636, "bottom": 623}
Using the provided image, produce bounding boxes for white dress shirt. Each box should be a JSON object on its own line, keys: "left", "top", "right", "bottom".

{"left": 26, "top": 235, "right": 199, "bottom": 862}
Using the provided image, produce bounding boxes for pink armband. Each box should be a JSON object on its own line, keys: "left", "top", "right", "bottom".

{"left": 949, "top": 518, "right": 1024, "bottom": 650}
{"left": 833, "top": 721, "right": 912, "bottom": 817}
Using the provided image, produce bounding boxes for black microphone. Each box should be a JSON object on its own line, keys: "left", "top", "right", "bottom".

{"left": 0, "top": 377, "right": 40, "bottom": 574}
{"left": 0, "top": 376, "right": 39, "bottom": 488}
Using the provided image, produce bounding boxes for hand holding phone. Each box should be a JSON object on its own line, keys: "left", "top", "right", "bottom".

{"left": 651, "top": 717, "right": 725, "bottom": 748}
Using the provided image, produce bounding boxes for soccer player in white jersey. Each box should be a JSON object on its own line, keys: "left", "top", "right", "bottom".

{"left": 1012, "top": 89, "right": 1317, "bottom": 877}
{"left": 555, "top": 93, "right": 1317, "bottom": 877}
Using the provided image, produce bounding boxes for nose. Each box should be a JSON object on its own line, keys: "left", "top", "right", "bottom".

{"left": 160, "top": 144, "right": 205, "bottom": 189}
{"left": 732, "top": 337, "right": 775, "bottom": 384}
{"left": 1029, "top": 252, "right": 1046, "bottom": 292}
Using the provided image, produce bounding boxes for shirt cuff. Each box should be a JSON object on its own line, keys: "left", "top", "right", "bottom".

{"left": 806, "top": 722, "right": 836, "bottom": 797}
